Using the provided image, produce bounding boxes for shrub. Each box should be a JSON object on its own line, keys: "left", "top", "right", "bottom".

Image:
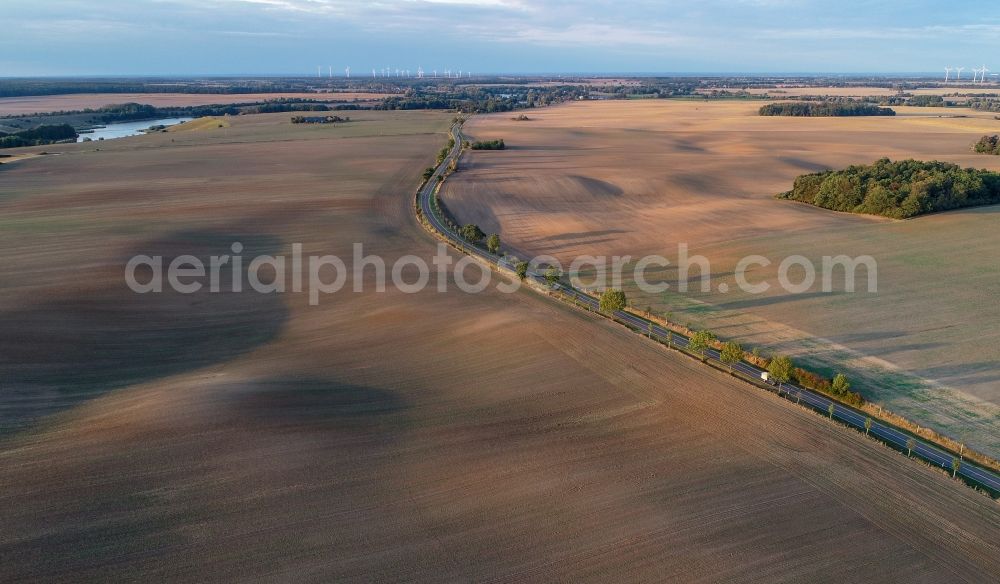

{"left": 973, "top": 135, "right": 1000, "bottom": 155}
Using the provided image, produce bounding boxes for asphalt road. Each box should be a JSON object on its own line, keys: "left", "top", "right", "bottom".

{"left": 417, "top": 123, "right": 1000, "bottom": 497}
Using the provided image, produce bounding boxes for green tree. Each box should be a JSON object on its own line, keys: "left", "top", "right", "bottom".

{"left": 906, "top": 437, "right": 917, "bottom": 457}
{"left": 422, "top": 167, "right": 435, "bottom": 180}
{"left": 831, "top": 373, "right": 851, "bottom": 395}
{"left": 599, "top": 288, "right": 627, "bottom": 313}
{"left": 486, "top": 233, "right": 500, "bottom": 254}
{"left": 951, "top": 457, "right": 961, "bottom": 478}
{"left": 720, "top": 341, "right": 743, "bottom": 373}
{"left": 864, "top": 417, "right": 872, "bottom": 436}
{"left": 827, "top": 403, "right": 836, "bottom": 419}
{"left": 515, "top": 261, "right": 528, "bottom": 281}
{"left": 688, "top": 330, "right": 717, "bottom": 361}
{"left": 461, "top": 224, "right": 485, "bottom": 244}
{"left": 545, "top": 266, "right": 561, "bottom": 286}
{"left": 767, "top": 355, "right": 793, "bottom": 384}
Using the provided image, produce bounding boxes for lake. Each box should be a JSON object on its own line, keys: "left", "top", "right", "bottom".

{"left": 77, "top": 117, "right": 193, "bottom": 142}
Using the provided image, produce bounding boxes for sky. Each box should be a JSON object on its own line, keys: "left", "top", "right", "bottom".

{"left": 2, "top": 0, "right": 998, "bottom": 76}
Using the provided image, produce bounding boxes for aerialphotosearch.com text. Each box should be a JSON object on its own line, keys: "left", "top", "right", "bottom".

{"left": 125, "top": 242, "right": 878, "bottom": 305}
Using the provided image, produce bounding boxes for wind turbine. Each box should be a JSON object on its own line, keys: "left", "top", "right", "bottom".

{"left": 317, "top": 65, "right": 322, "bottom": 78}
{"left": 328, "top": 65, "right": 332, "bottom": 78}
{"left": 417, "top": 66, "right": 424, "bottom": 78}
{"left": 372, "top": 69, "right": 376, "bottom": 79}
{"left": 978, "top": 65, "right": 989, "bottom": 83}
{"left": 956, "top": 66, "right": 964, "bottom": 81}
{"left": 944, "top": 67, "right": 952, "bottom": 82}
{"left": 345, "top": 66, "right": 351, "bottom": 78}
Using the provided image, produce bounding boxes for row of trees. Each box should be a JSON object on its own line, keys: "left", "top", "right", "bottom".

{"left": 972, "top": 135, "right": 1000, "bottom": 155}
{"left": 759, "top": 102, "right": 896, "bottom": 117}
{"left": 968, "top": 97, "right": 1000, "bottom": 113}
{"left": 778, "top": 158, "right": 1000, "bottom": 218}
{"left": 436, "top": 137, "right": 455, "bottom": 165}
{"left": 375, "top": 84, "right": 586, "bottom": 114}
{"left": 290, "top": 115, "right": 350, "bottom": 124}
{"left": 584, "top": 290, "right": 866, "bottom": 407}
{"left": 907, "top": 95, "right": 946, "bottom": 107}
{"left": 632, "top": 313, "right": 867, "bottom": 407}
{"left": 0, "top": 123, "right": 77, "bottom": 148}
{"left": 470, "top": 139, "right": 505, "bottom": 150}
{"left": 459, "top": 224, "right": 500, "bottom": 255}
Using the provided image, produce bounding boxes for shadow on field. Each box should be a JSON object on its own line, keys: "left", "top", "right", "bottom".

{"left": 0, "top": 229, "right": 289, "bottom": 435}
{"left": 915, "top": 361, "right": 1000, "bottom": 387}
{"left": 231, "top": 376, "right": 409, "bottom": 432}
{"left": 714, "top": 291, "right": 848, "bottom": 310}
{"left": 778, "top": 156, "right": 831, "bottom": 173}
{"left": 570, "top": 175, "right": 623, "bottom": 198}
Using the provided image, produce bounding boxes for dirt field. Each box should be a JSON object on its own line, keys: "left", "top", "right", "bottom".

{"left": 442, "top": 100, "right": 1000, "bottom": 455}
{"left": 0, "top": 92, "right": 386, "bottom": 116}
{"left": 1, "top": 110, "right": 998, "bottom": 582}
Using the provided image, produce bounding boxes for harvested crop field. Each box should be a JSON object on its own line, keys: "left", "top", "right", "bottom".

{"left": 1, "top": 110, "right": 998, "bottom": 582}
{"left": 442, "top": 99, "right": 1000, "bottom": 455}
{"left": 0, "top": 92, "right": 386, "bottom": 115}
{"left": 737, "top": 86, "right": 1000, "bottom": 97}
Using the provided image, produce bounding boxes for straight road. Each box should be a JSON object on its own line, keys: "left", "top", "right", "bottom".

{"left": 417, "top": 122, "right": 1000, "bottom": 497}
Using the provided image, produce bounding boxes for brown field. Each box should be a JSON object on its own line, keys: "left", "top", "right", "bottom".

{"left": 0, "top": 92, "right": 387, "bottom": 116}
{"left": 733, "top": 86, "right": 1000, "bottom": 97}
{"left": 1, "top": 110, "right": 999, "bottom": 582}
{"left": 442, "top": 100, "right": 1000, "bottom": 454}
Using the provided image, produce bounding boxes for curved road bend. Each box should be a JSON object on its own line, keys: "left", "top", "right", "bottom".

{"left": 417, "top": 122, "right": 1000, "bottom": 497}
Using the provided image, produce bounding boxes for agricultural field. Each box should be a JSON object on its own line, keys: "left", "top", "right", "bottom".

{"left": 736, "top": 85, "right": 1000, "bottom": 97}
{"left": 2, "top": 110, "right": 998, "bottom": 581}
{"left": 442, "top": 99, "right": 1000, "bottom": 455}
{"left": 0, "top": 92, "right": 387, "bottom": 116}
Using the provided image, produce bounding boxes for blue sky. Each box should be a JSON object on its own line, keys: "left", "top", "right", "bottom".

{"left": 3, "top": 0, "right": 998, "bottom": 76}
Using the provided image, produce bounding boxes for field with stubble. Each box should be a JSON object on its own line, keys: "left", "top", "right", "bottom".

{"left": 1, "top": 109, "right": 998, "bottom": 582}
{"left": 442, "top": 99, "right": 1000, "bottom": 455}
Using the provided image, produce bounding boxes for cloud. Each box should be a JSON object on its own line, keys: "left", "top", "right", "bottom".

{"left": 4, "top": 0, "right": 999, "bottom": 74}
